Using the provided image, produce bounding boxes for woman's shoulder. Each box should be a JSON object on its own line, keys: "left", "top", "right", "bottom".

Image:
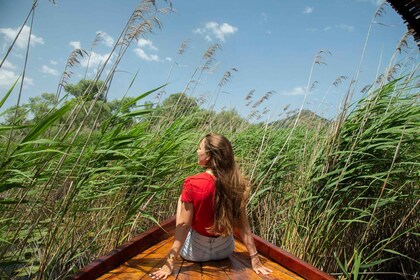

{"left": 185, "top": 172, "right": 214, "bottom": 183}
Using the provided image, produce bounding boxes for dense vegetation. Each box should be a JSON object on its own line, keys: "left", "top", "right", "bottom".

{"left": 0, "top": 1, "right": 418, "bottom": 279}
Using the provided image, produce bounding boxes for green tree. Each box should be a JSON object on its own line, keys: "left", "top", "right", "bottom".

{"left": 61, "top": 79, "right": 110, "bottom": 129}
{"left": 64, "top": 79, "right": 107, "bottom": 101}
{"left": 107, "top": 97, "right": 138, "bottom": 115}
{"left": 0, "top": 105, "right": 30, "bottom": 145}
{"left": 28, "top": 93, "right": 58, "bottom": 122}
{"left": 212, "top": 109, "right": 248, "bottom": 132}
{"left": 1, "top": 105, "right": 29, "bottom": 125}
{"left": 161, "top": 92, "right": 198, "bottom": 118}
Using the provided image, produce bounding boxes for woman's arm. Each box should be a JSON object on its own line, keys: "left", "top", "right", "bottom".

{"left": 151, "top": 196, "right": 193, "bottom": 279}
{"left": 236, "top": 206, "right": 272, "bottom": 275}
{"left": 170, "top": 196, "right": 193, "bottom": 256}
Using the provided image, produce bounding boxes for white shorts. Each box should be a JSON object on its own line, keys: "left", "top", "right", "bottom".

{"left": 180, "top": 229, "right": 235, "bottom": 262}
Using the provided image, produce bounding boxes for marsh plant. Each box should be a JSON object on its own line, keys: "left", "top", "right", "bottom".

{"left": 0, "top": 1, "right": 419, "bottom": 279}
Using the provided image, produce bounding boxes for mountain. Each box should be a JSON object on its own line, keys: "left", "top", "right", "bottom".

{"left": 270, "top": 109, "right": 331, "bottom": 129}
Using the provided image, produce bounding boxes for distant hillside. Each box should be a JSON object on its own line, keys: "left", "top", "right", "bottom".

{"left": 270, "top": 109, "right": 331, "bottom": 129}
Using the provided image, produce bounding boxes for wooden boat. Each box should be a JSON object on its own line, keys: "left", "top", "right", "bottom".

{"left": 71, "top": 216, "right": 334, "bottom": 279}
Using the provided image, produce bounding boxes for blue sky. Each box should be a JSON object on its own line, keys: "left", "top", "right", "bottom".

{"left": 0, "top": 0, "right": 418, "bottom": 121}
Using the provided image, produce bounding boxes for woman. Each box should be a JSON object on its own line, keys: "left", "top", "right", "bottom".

{"left": 151, "top": 133, "right": 272, "bottom": 279}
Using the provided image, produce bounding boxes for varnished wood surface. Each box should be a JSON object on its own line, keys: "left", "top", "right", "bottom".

{"left": 250, "top": 234, "right": 333, "bottom": 280}
{"left": 98, "top": 236, "right": 304, "bottom": 280}
{"left": 71, "top": 217, "right": 176, "bottom": 280}
{"left": 71, "top": 216, "right": 334, "bottom": 280}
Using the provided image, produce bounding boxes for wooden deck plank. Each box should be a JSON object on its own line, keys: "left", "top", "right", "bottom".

{"left": 72, "top": 217, "right": 177, "bottom": 280}
{"left": 202, "top": 256, "right": 256, "bottom": 280}
{"left": 201, "top": 260, "right": 232, "bottom": 279}
{"left": 174, "top": 260, "right": 202, "bottom": 280}
{"left": 218, "top": 254, "right": 260, "bottom": 280}
{"left": 248, "top": 234, "right": 334, "bottom": 280}
{"left": 234, "top": 239, "right": 304, "bottom": 280}
{"left": 99, "top": 237, "right": 174, "bottom": 279}
{"left": 72, "top": 216, "right": 334, "bottom": 279}
{"left": 106, "top": 236, "right": 303, "bottom": 280}
{"left": 139, "top": 259, "right": 181, "bottom": 280}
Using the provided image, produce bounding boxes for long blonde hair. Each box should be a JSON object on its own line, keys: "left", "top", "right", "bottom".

{"left": 203, "top": 133, "right": 250, "bottom": 236}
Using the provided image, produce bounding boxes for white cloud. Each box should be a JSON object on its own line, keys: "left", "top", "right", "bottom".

{"left": 204, "top": 35, "right": 212, "bottom": 42}
{"left": 303, "top": 7, "right": 313, "bottom": 14}
{"left": 136, "top": 38, "right": 158, "bottom": 51}
{"left": 50, "top": 60, "right": 58, "bottom": 65}
{"left": 81, "top": 51, "right": 112, "bottom": 68}
{"left": 0, "top": 69, "right": 18, "bottom": 87}
{"left": 337, "top": 24, "right": 354, "bottom": 32}
{"left": 165, "top": 57, "right": 173, "bottom": 62}
{"left": 0, "top": 25, "right": 44, "bottom": 49}
{"left": 260, "top": 13, "right": 268, "bottom": 23}
{"left": 194, "top": 21, "right": 238, "bottom": 42}
{"left": 23, "top": 76, "right": 33, "bottom": 87}
{"left": 208, "top": 22, "right": 238, "bottom": 41}
{"left": 306, "top": 27, "right": 318, "bottom": 32}
{"left": 41, "top": 65, "right": 59, "bottom": 76}
{"left": 0, "top": 68, "right": 33, "bottom": 88}
{"left": 324, "top": 24, "right": 354, "bottom": 32}
{"left": 70, "top": 41, "right": 81, "bottom": 49}
{"left": 194, "top": 27, "right": 205, "bottom": 35}
{"left": 283, "top": 87, "right": 306, "bottom": 96}
{"left": 133, "top": 48, "right": 160, "bottom": 62}
{"left": 0, "top": 61, "right": 34, "bottom": 89}
{"left": 97, "top": 31, "right": 114, "bottom": 47}
{"left": 2, "top": 60, "right": 16, "bottom": 70}
{"left": 133, "top": 38, "right": 160, "bottom": 62}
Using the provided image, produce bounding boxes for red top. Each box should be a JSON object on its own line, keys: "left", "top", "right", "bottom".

{"left": 180, "top": 172, "right": 217, "bottom": 237}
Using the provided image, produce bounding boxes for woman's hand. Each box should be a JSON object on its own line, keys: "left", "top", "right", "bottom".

{"left": 150, "top": 259, "right": 174, "bottom": 279}
{"left": 251, "top": 255, "right": 273, "bottom": 275}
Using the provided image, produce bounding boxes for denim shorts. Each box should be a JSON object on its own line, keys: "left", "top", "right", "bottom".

{"left": 180, "top": 229, "right": 235, "bottom": 262}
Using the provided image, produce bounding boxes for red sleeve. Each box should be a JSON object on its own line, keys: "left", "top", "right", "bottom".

{"left": 181, "top": 178, "right": 193, "bottom": 203}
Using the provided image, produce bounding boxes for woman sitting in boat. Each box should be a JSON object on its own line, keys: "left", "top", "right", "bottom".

{"left": 151, "top": 133, "right": 272, "bottom": 279}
